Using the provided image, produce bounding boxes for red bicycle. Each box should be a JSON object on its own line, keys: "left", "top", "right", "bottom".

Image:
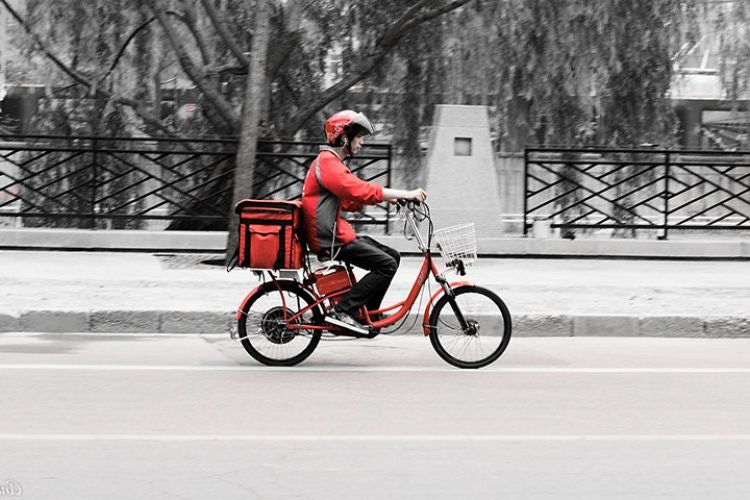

{"left": 233, "top": 201, "right": 511, "bottom": 369}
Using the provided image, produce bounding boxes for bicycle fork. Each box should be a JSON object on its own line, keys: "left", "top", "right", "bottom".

{"left": 433, "top": 276, "right": 476, "bottom": 336}
{"left": 446, "top": 299, "right": 475, "bottom": 335}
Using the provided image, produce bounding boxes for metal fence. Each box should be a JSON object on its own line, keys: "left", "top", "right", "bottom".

{"left": 0, "top": 135, "right": 392, "bottom": 232}
{"left": 524, "top": 147, "right": 750, "bottom": 239}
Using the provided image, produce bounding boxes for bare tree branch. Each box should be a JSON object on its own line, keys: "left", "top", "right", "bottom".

{"left": 204, "top": 63, "right": 246, "bottom": 77}
{"left": 101, "top": 10, "right": 191, "bottom": 86}
{"left": 180, "top": 0, "right": 211, "bottom": 65}
{"left": 388, "top": 0, "right": 474, "bottom": 43}
{"left": 393, "top": 0, "right": 433, "bottom": 26}
{"left": 200, "top": 0, "right": 250, "bottom": 67}
{"left": 280, "top": 0, "right": 473, "bottom": 137}
{"left": 143, "top": 0, "right": 240, "bottom": 131}
{"left": 204, "top": 40, "right": 297, "bottom": 81}
{"left": 100, "top": 16, "right": 155, "bottom": 85}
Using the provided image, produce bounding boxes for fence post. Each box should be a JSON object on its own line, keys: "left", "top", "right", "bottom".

{"left": 91, "top": 137, "right": 98, "bottom": 230}
{"left": 660, "top": 151, "right": 670, "bottom": 240}
{"left": 523, "top": 148, "right": 529, "bottom": 236}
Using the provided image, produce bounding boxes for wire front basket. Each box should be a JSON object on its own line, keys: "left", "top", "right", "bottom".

{"left": 433, "top": 223, "right": 477, "bottom": 268}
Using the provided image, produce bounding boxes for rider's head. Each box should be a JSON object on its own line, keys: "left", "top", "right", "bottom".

{"left": 324, "top": 110, "right": 375, "bottom": 157}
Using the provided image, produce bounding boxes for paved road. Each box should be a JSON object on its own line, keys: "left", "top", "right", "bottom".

{"left": 2, "top": 333, "right": 750, "bottom": 499}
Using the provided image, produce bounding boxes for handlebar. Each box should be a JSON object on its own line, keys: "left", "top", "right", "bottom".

{"left": 396, "top": 199, "right": 422, "bottom": 208}
{"left": 394, "top": 200, "right": 467, "bottom": 276}
{"left": 396, "top": 199, "right": 430, "bottom": 252}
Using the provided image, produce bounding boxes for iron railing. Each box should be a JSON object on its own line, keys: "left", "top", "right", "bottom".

{"left": 0, "top": 135, "right": 392, "bottom": 232}
{"left": 524, "top": 147, "right": 750, "bottom": 239}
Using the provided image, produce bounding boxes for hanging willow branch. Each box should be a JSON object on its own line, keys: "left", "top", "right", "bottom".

{"left": 142, "top": 0, "right": 241, "bottom": 131}
{"left": 200, "top": 0, "right": 250, "bottom": 67}
{"left": 280, "top": 0, "right": 474, "bottom": 137}
{"left": 0, "top": 0, "right": 177, "bottom": 136}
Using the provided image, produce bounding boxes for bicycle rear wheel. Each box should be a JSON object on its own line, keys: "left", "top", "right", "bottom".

{"left": 428, "top": 285, "right": 511, "bottom": 369}
{"left": 237, "top": 281, "right": 322, "bottom": 366}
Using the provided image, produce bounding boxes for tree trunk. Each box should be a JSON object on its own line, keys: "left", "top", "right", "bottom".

{"left": 225, "top": 0, "right": 271, "bottom": 264}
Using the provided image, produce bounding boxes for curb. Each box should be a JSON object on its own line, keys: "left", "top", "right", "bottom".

{"left": 2, "top": 228, "right": 749, "bottom": 259}
{"left": 2, "top": 311, "right": 748, "bottom": 338}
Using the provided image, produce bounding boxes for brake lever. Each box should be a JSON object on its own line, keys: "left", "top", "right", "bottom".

{"left": 456, "top": 260, "right": 466, "bottom": 276}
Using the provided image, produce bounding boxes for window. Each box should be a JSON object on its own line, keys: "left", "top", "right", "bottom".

{"left": 454, "top": 137, "right": 472, "bottom": 156}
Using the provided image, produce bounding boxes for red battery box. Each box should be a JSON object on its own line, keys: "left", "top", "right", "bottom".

{"left": 314, "top": 266, "right": 352, "bottom": 297}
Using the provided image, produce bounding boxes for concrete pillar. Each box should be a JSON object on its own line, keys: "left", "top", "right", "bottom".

{"left": 424, "top": 105, "right": 503, "bottom": 237}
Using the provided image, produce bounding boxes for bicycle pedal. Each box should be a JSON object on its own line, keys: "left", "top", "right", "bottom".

{"left": 228, "top": 324, "right": 239, "bottom": 341}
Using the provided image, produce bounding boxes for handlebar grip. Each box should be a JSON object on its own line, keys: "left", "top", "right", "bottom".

{"left": 396, "top": 199, "right": 421, "bottom": 207}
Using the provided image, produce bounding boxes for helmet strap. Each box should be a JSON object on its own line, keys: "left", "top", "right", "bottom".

{"left": 341, "top": 135, "right": 354, "bottom": 158}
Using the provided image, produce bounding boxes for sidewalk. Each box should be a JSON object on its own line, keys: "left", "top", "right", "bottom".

{"left": 1, "top": 249, "right": 748, "bottom": 337}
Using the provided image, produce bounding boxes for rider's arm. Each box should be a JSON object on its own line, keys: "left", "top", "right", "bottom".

{"left": 382, "top": 187, "right": 428, "bottom": 202}
{"left": 317, "top": 154, "right": 383, "bottom": 205}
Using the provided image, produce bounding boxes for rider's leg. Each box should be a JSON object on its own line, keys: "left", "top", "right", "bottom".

{"left": 334, "top": 235, "right": 399, "bottom": 316}
{"left": 359, "top": 235, "right": 400, "bottom": 312}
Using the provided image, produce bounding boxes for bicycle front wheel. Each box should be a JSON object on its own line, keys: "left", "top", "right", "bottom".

{"left": 428, "top": 285, "right": 511, "bottom": 369}
{"left": 238, "top": 281, "right": 323, "bottom": 366}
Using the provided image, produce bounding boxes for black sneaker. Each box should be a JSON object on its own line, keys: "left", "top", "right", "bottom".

{"left": 325, "top": 310, "right": 370, "bottom": 335}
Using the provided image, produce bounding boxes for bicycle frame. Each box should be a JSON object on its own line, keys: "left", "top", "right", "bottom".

{"left": 235, "top": 204, "right": 473, "bottom": 336}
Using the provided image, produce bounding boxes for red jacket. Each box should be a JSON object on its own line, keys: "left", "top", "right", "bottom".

{"left": 301, "top": 147, "right": 384, "bottom": 253}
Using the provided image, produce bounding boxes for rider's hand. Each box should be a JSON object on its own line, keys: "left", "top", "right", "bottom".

{"left": 410, "top": 188, "right": 427, "bottom": 202}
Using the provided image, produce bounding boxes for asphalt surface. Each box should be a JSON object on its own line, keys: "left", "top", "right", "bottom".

{"left": 0, "top": 250, "right": 749, "bottom": 336}
{"left": 1, "top": 333, "right": 750, "bottom": 499}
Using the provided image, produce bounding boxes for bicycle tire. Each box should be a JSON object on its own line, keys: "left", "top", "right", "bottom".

{"left": 237, "top": 281, "right": 323, "bottom": 366}
{"left": 428, "top": 285, "right": 511, "bottom": 369}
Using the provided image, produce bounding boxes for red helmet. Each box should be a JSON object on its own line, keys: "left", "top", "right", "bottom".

{"left": 324, "top": 110, "right": 375, "bottom": 146}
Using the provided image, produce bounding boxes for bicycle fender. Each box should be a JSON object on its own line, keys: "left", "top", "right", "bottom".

{"left": 235, "top": 279, "right": 301, "bottom": 320}
{"left": 422, "top": 281, "right": 474, "bottom": 336}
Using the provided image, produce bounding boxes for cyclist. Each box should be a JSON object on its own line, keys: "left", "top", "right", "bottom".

{"left": 301, "top": 110, "right": 427, "bottom": 334}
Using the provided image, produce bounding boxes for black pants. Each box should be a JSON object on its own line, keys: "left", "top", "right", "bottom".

{"left": 333, "top": 235, "right": 400, "bottom": 314}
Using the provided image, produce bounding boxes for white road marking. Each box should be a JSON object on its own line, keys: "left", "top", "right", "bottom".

{"left": 0, "top": 433, "right": 749, "bottom": 442}
{"left": 0, "top": 363, "right": 750, "bottom": 373}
